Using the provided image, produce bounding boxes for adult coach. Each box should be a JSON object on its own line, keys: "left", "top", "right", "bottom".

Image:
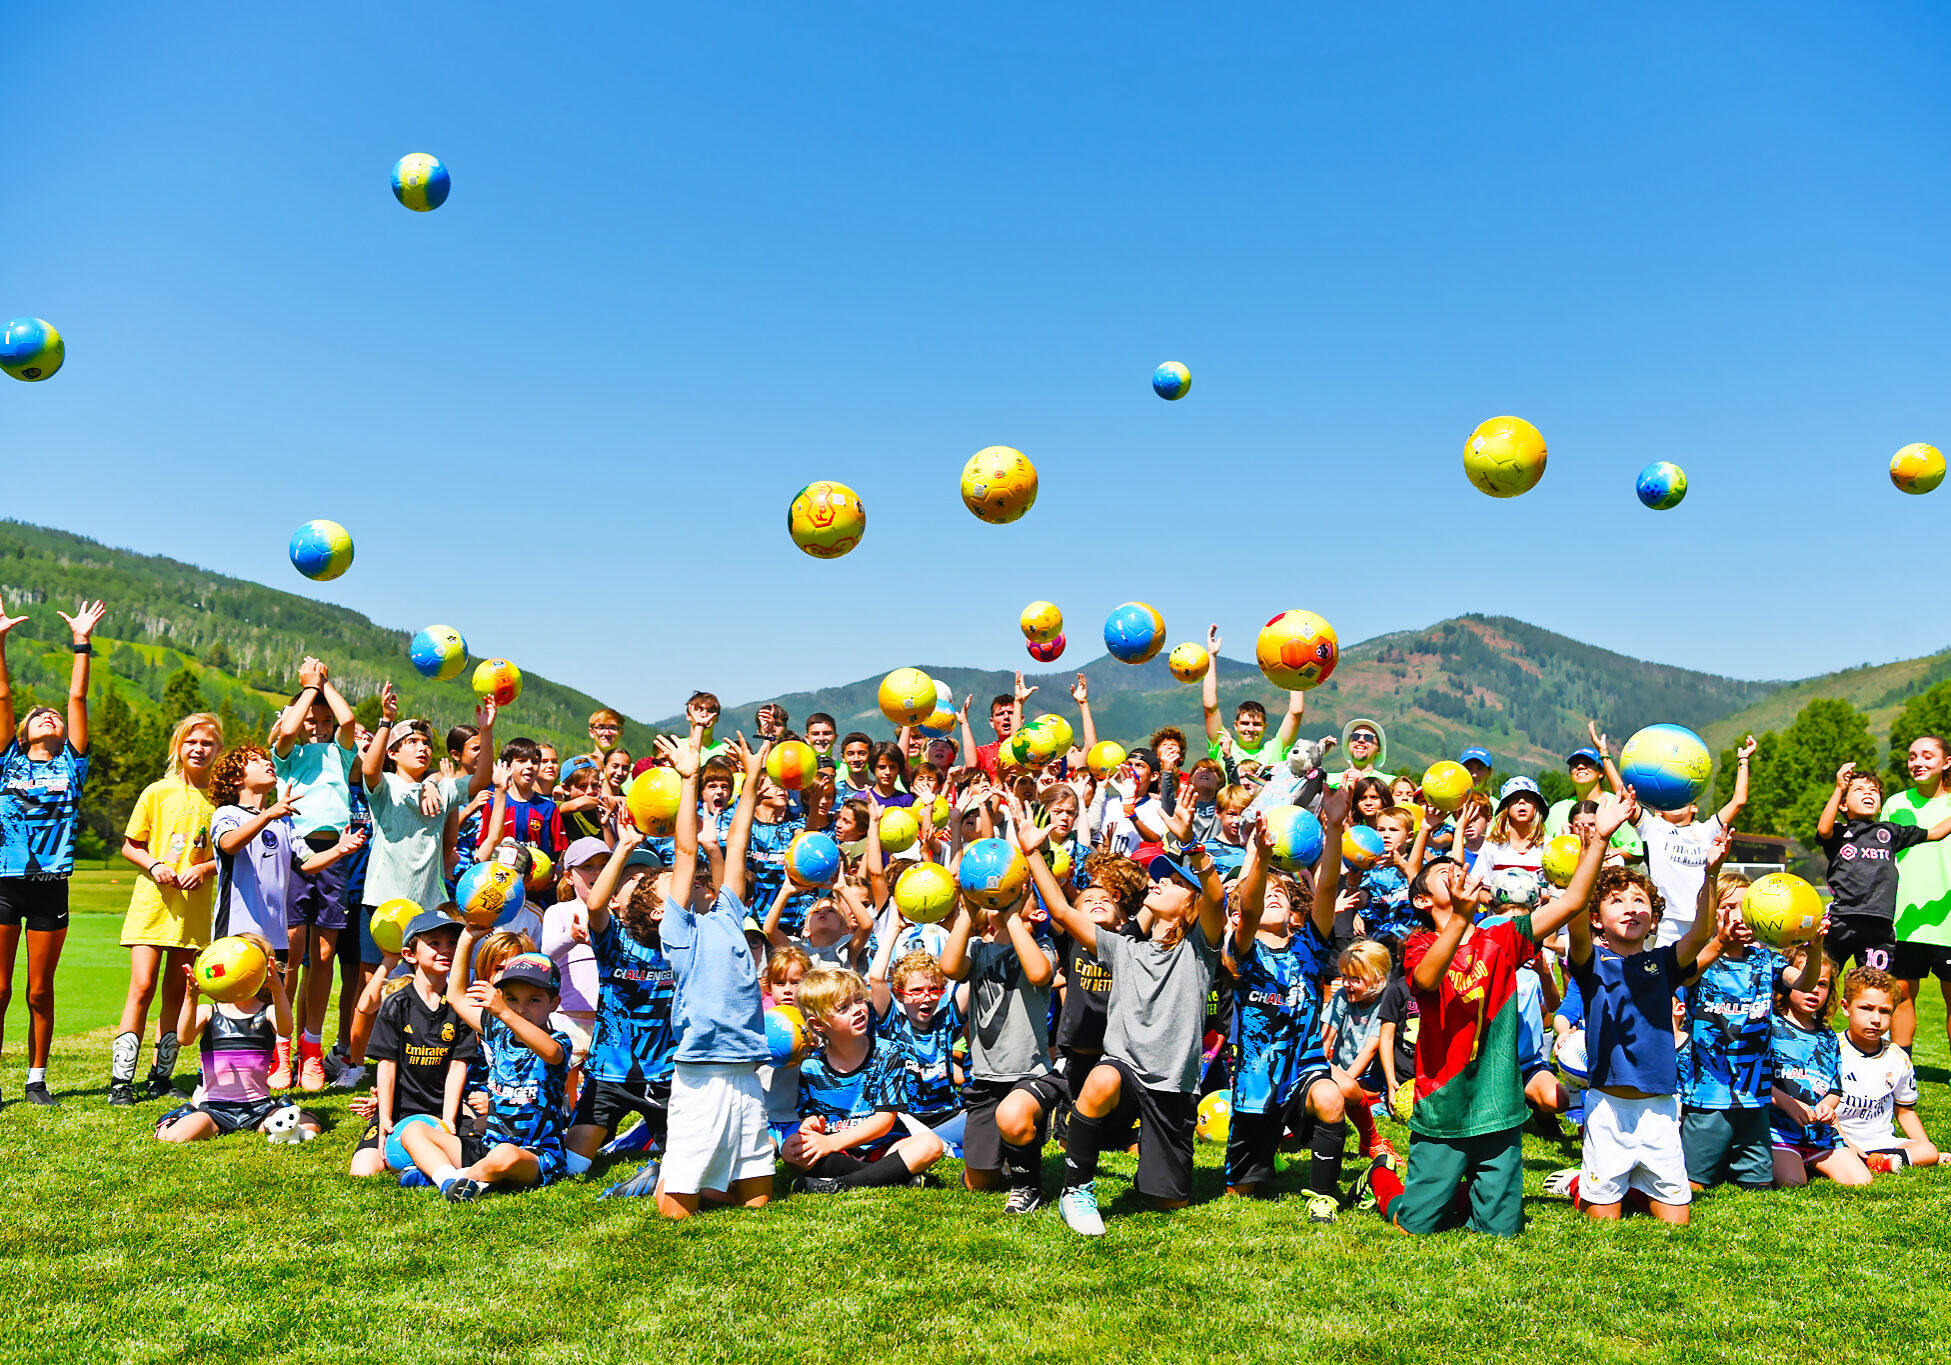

{"left": 1882, "top": 734, "right": 1951, "bottom": 1056}
{"left": 1199, "top": 624, "right": 1306, "bottom": 771}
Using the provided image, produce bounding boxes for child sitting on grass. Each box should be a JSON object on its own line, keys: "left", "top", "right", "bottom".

{"left": 1768, "top": 945, "right": 1865, "bottom": 1188}
{"left": 155, "top": 934, "right": 321, "bottom": 1142}
{"left": 1320, "top": 939, "right": 1395, "bottom": 1161}
{"left": 403, "top": 926, "right": 569, "bottom": 1202}
{"left": 784, "top": 966, "right": 944, "bottom": 1193}
{"left": 349, "top": 909, "right": 476, "bottom": 1179}
{"left": 1834, "top": 966, "right": 1940, "bottom": 1171}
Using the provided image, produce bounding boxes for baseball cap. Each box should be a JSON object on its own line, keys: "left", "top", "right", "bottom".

{"left": 1567, "top": 747, "right": 1603, "bottom": 768}
{"left": 387, "top": 719, "right": 433, "bottom": 751}
{"left": 402, "top": 908, "right": 461, "bottom": 946}
{"left": 631, "top": 756, "right": 662, "bottom": 779}
{"left": 623, "top": 846, "right": 667, "bottom": 871}
{"left": 494, "top": 951, "right": 561, "bottom": 994}
{"left": 559, "top": 755, "right": 598, "bottom": 782}
{"left": 1459, "top": 746, "right": 1493, "bottom": 767}
{"left": 1127, "top": 746, "right": 1161, "bottom": 770}
{"left": 563, "top": 836, "right": 611, "bottom": 869}
{"left": 1147, "top": 852, "right": 1200, "bottom": 888}
{"left": 1496, "top": 775, "right": 1544, "bottom": 811}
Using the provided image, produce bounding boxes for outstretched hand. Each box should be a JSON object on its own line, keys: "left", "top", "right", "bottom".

{"left": 0, "top": 593, "right": 29, "bottom": 636}
{"left": 1070, "top": 673, "right": 1089, "bottom": 705}
{"left": 57, "top": 598, "right": 106, "bottom": 642}
{"left": 655, "top": 733, "right": 700, "bottom": 779}
{"left": 1206, "top": 622, "right": 1221, "bottom": 652}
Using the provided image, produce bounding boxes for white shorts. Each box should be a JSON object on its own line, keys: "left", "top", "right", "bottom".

{"left": 660, "top": 1062, "right": 775, "bottom": 1196}
{"left": 1582, "top": 1089, "right": 1690, "bottom": 1206}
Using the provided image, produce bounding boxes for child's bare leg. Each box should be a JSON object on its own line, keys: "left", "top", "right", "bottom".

{"left": 1811, "top": 1148, "right": 1871, "bottom": 1186}
{"left": 155, "top": 1111, "right": 218, "bottom": 1143}
{"left": 1771, "top": 1147, "right": 1809, "bottom": 1187}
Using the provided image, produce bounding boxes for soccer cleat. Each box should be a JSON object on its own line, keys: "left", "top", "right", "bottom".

{"left": 792, "top": 1176, "right": 847, "bottom": 1195}
{"left": 1351, "top": 1150, "right": 1398, "bottom": 1211}
{"left": 23, "top": 1081, "right": 58, "bottom": 1107}
{"left": 1304, "top": 1191, "right": 1339, "bottom": 1224}
{"left": 397, "top": 1168, "right": 434, "bottom": 1190}
{"left": 107, "top": 1081, "right": 138, "bottom": 1107}
{"left": 1058, "top": 1182, "right": 1105, "bottom": 1236}
{"left": 143, "top": 1071, "right": 179, "bottom": 1101}
{"left": 443, "top": 1177, "right": 487, "bottom": 1203}
{"left": 1543, "top": 1168, "right": 1581, "bottom": 1200}
{"left": 269, "top": 1038, "right": 293, "bottom": 1091}
{"left": 598, "top": 1160, "right": 663, "bottom": 1199}
{"left": 298, "top": 1041, "right": 327, "bottom": 1093}
{"left": 1865, "top": 1152, "right": 1907, "bottom": 1174}
{"left": 1003, "top": 1185, "right": 1044, "bottom": 1215}
{"left": 601, "top": 1121, "right": 657, "bottom": 1156}
{"left": 327, "top": 1041, "right": 352, "bottom": 1079}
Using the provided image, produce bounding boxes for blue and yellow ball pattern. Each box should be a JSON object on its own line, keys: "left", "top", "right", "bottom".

{"left": 1619, "top": 723, "right": 1713, "bottom": 811}
{"left": 0, "top": 317, "right": 64, "bottom": 381}
{"left": 1635, "top": 461, "right": 1688, "bottom": 510}
{"left": 391, "top": 153, "right": 451, "bottom": 212}
{"left": 288, "top": 519, "right": 354, "bottom": 581}
{"left": 1152, "top": 361, "right": 1191, "bottom": 400}
{"left": 1103, "top": 601, "right": 1166, "bottom": 664}
{"left": 1264, "top": 805, "right": 1325, "bottom": 873}
{"left": 765, "top": 1006, "right": 811, "bottom": 1065}
{"left": 456, "top": 860, "right": 525, "bottom": 929}
{"left": 785, "top": 831, "right": 842, "bottom": 888}
{"left": 409, "top": 624, "right": 469, "bottom": 681}
{"left": 958, "top": 837, "right": 1029, "bottom": 910}
{"left": 1890, "top": 443, "right": 1945, "bottom": 496}
{"left": 1342, "top": 824, "right": 1387, "bottom": 871}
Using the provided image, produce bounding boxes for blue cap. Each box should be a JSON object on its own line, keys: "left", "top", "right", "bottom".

{"left": 402, "top": 908, "right": 461, "bottom": 946}
{"left": 1567, "top": 747, "right": 1603, "bottom": 767}
{"left": 1146, "top": 852, "right": 1201, "bottom": 888}
{"left": 1459, "top": 746, "right": 1493, "bottom": 767}
{"left": 1497, "top": 775, "right": 1544, "bottom": 811}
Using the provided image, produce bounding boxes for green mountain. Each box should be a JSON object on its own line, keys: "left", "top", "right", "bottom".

{"left": 0, "top": 521, "right": 655, "bottom": 842}
{"left": 1700, "top": 647, "right": 1951, "bottom": 759}
{"left": 656, "top": 615, "right": 1785, "bottom": 778}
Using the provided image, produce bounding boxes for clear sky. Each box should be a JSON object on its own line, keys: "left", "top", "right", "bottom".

{"left": 6, "top": 3, "right": 1949, "bottom": 718}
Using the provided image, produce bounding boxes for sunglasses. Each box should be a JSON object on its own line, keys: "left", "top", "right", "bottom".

{"left": 1350, "top": 733, "right": 1378, "bottom": 744}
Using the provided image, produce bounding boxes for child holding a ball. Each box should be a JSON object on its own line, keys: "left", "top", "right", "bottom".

{"left": 155, "top": 933, "right": 321, "bottom": 1143}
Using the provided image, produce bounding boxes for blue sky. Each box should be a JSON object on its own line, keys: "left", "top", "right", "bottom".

{"left": 5, "top": 3, "right": 1949, "bottom": 718}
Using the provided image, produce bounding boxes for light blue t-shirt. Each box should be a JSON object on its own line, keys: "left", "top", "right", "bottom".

{"left": 662, "top": 888, "right": 767, "bottom": 1065}
{"left": 272, "top": 740, "right": 356, "bottom": 838}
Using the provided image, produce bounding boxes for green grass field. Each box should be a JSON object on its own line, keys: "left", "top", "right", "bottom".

{"left": 4, "top": 876, "right": 1950, "bottom": 1364}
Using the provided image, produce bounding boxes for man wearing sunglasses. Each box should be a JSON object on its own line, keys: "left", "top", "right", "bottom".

{"left": 1339, "top": 719, "right": 1389, "bottom": 787}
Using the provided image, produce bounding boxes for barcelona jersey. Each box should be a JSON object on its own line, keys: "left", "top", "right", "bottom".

{"left": 0, "top": 741, "right": 88, "bottom": 879}
{"left": 587, "top": 918, "right": 676, "bottom": 1085}
{"left": 1229, "top": 920, "right": 1332, "bottom": 1114}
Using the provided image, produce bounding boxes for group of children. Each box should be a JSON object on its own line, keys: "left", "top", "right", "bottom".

{"left": 0, "top": 616, "right": 1943, "bottom": 1234}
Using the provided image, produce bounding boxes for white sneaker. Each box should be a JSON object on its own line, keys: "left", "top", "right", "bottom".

{"left": 334, "top": 1063, "right": 368, "bottom": 1092}
{"left": 1058, "top": 1182, "right": 1105, "bottom": 1236}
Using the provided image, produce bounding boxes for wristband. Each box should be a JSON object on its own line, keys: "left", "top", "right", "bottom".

{"left": 71, "top": 642, "right": 91, "bottom": 655}
{"left": 149, "top": 861, "right": 164, "bottom": 878}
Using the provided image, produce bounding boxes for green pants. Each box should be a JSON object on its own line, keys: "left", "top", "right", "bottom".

{"left": 1390, "top": 1126, "right": 1525, "bottom": 1236}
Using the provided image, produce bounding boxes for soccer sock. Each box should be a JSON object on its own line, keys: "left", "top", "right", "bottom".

{"left": 26, "top": 1067, "right": 46, "bottom": 1085}
{"left": 1369, "top": 1160, "right": 1405, "bottom": 1217}
{"left": 302, "top": 1030, "right": 321, "bottom": 1047}
{"left": 111, "top": 1031, "right": 140, "bottom": 1083}
{"left": 835, "top": 1151, "right": 922, "bottom": 1189}
{"left": 432, "top": 1164, "right": 463, "bottom": 1190}
{"left": 151, "top": 1031, "right": 179, "bottom": 1077}
{"left": 1001, "top": 1139, "right": 1042, "bottom": 1191}
{"left": 1349, "top": 1099, "right": 1378, "bottom": 1155}
{"left": 1310, "top": 1119, "right": 1348, "bottom": 1196}
{"left": 1063, "top": 1111, "right": 1107, "bottom": 1189}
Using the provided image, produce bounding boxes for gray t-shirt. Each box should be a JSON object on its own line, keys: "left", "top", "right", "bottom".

{"left": 966, "top": 937, "right": 1056, "bottom": 1082}
{"left": 362, "top": 771, "right": 447, "bottom": 909}
{"left": 1097, "top": 926, "right": 1222, "bottom": 1092}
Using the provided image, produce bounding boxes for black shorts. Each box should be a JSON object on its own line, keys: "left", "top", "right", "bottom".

{"left": 569, "top": 1077, "right": 672, "bottom": 1139}
{"left": 353, "top": 1116, "right": 487, "bottom": 1166}
{"left": 1891, "top": 939, "right": 1951, "bottom": 982}
{"left": 961, "top": 1073, "right": 1067, "bottom": 1173}
{"left": 157, "top": 1096, "right": 288, "bottom": 1135}
{"left": 1825, "top": 916, "right": 1898, "bottom": 975}
{"left": 1224, "top": 1069, "right": 1330, "bottom": 1187}
{"left": 1057, "top": 1048, "right": 1101, "bottom": 1103}
{"left": 0, "top": 877, "right": 69, "bottom": 932}
{"left": 1099, "top": 1057, "right": 1197, "bottom": 1204}
{"left": 289, "top": 848, "right": 350, "bottom": 932}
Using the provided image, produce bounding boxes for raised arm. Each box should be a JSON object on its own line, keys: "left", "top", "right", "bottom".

{"left": 447, "top": 924, "right": 489, "bottom": 1028}
{"left": 0, "top": 593, "right": 28, "bottom": 740}
{"left": 1817, "top": 762, "right": 1852, "bottom": 841}
{"left": 722, "top": 734, "right": 766, "bottom": 905}
{"left": 1070, "top": 673, "right": 1096, "bottom": 754}
{"left": 56, "top": 599, "right": 105, "bottom": 753}
{"left": 1410, "top": 878, "right": 1475, "bottom": 993}
{"left": 466, "top": 698, "right": 496, "bottom": 799}
{"left": 1674, "top": 824, "right": 1732, "bottom": 979}
{"left": 272, "top": 657, "right": 324, "bottom": 757}
{"left": 584, "top": 820, "right": 647, "bottom": 939}
{"left": 656, "top": 732, "right": 702, "bottom": 909}
{"left": 760, "top": 876, "right": 795, "bottom": 950}
{"left": 1311, "top": 785, "right": 1350, "bottom": 938}
{"left": 937, "top": 900, "right": 978, "bottom": 981}
{"left": 1008, "top": 793, "right": 1094, "bottom": 953}
{"left": 999, "top": 898, "right": 1054, "bottom": 987}
{"left": 360, "top": 681, "right": 398, "bottom": 792}
{"left": 1532, "top": 790, "right": 1639, "bottom": 952}
{"left": 1200, "top": 623, "right": 1224, "bottom": 743}
{"left": 318, "top": 667, "right": 357, "bottom": 750}
{"left": 957, "top": 694, "right": 979, "bottom": 772}
{"left": 1192, "top": 846, "right": 1226, "bottom": 947}
{"left": 1717, "top": 736, "right": 1756, "bottom": 826}
{"left": 1270, "top": 689, "right": 1306, "bottom": 756}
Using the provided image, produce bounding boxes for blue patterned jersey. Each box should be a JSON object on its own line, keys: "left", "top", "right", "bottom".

{"left": 480, "top": 1015, "right": 571, "bottom": 1149}
{"left": 1683, "top": 948, "right": 1781, "bottom": 1109}
{"left": 1360, "top": 865, "right": 1416, "bottom": 942}
{"left": 745, "top": 815, "right": 812, "bottom": 934}
{"left": 587, "top": 917, "right": 676, "bottom": 1084}
{"left": 878, "top": 995, "right": 964, "bottom": 1118}
{"left": 1229, "top": 920, "right": 1333, "bottom": 1114}
{"left": 0, "top": 741, "right": 88, "bottom": 879}
{"left": 1769, "top": 1016, "right": 1842, "bottom": 1152}
{"left": 797, "top": 1035, "right": 913, "bottom": 1135}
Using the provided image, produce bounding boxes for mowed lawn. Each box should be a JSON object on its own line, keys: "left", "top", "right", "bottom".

{"left": 3, "top": 878, "right": 1949, "bottom": 1364}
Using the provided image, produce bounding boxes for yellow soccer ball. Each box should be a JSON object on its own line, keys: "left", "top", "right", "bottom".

{"left": 1463, "top": 415, "right": 1548, "bottom": 498}
{"left": 369, "top": 898, "right": 421, "bottom": 955}
{"left": 194, "top": 936, "right": 270, "bottom": 1003}
{"left": 1742, "top": 873, "right": 1824, "bottom": 950}
{"left": 1086, "top": 741, "right": 1127, "bottom": 779}
{"left": 878, "top": 806, "right": 920, "bottom": 854}
{"left": 627, "top": 766, "right": 683, "bottom": 835}
{"left": 1422, "top": 760, "right": 1472, "bottom": 812}
{"left": 1167, "top": 642, "right": 1210, "bottom": 683}
{"left": 895, "top": 861, "right": 957, "bottom": 924}
{"left": 1890, "top": 442, "right": 1946, "bottom": 496}
{"left": 878, "top": 667, "right": 936, "bottom": 726}
{"left": 787, "top": 481, "right": 867, "bottom": 557}
{"left": 1542, "top": 834, "right": 1583, "bottom": 889}
{"left": 1020, "top": 600, "right": 1063, "bottom": 642}
{"left": 960, "top": 446, "right": 1039, "bottom": 524}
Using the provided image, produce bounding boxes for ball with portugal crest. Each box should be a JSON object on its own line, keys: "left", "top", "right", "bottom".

{"left": 787, "top": 481, "right": 867, "bottom": 558}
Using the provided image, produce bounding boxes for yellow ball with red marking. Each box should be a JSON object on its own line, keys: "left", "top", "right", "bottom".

{"left": 765, "top": 739, "right": 819, "bottom": 791}
{"left": 472, "top": 658, "right": 522, "bottom": 706}
{"left": 787, "top": 481, "right": 867, "bottom": 557}
{"left": 1020, "top": 600, "right": 1064, "bottom": 642}
{"left": 1168, "top": 642, "right": 1210, "bottom": 683}
{"left": 627, "top": 766, "right": 683, "bottom": 834}
{"left": 960, "top": 446, "right": 1039, "bottom": 524}
{"left": 1256, "top": 610, "right": 1339, "bottom": 690}
{"left": 878, "top": 667, "right": 936, "bottom": 726}
{"left": 193, "top": 936, "right": 270, "bottom": 1003}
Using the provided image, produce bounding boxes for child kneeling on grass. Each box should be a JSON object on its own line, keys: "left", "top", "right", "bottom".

{"left": 785, "top": 966, "right": 944, "bottom": 1193}
{"left": 1768, "top": 945, "right": 1866, "bottom": 1188}
{"left": 155, "top": 933, "right": 321, "bottom": 1142}
{"left": 348, "top": 910, "right": 476, "bottom": 1180}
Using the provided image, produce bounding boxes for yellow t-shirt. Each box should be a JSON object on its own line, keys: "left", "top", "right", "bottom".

{"left": 121, "top": 777, "right": 217, "bottom": 949}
